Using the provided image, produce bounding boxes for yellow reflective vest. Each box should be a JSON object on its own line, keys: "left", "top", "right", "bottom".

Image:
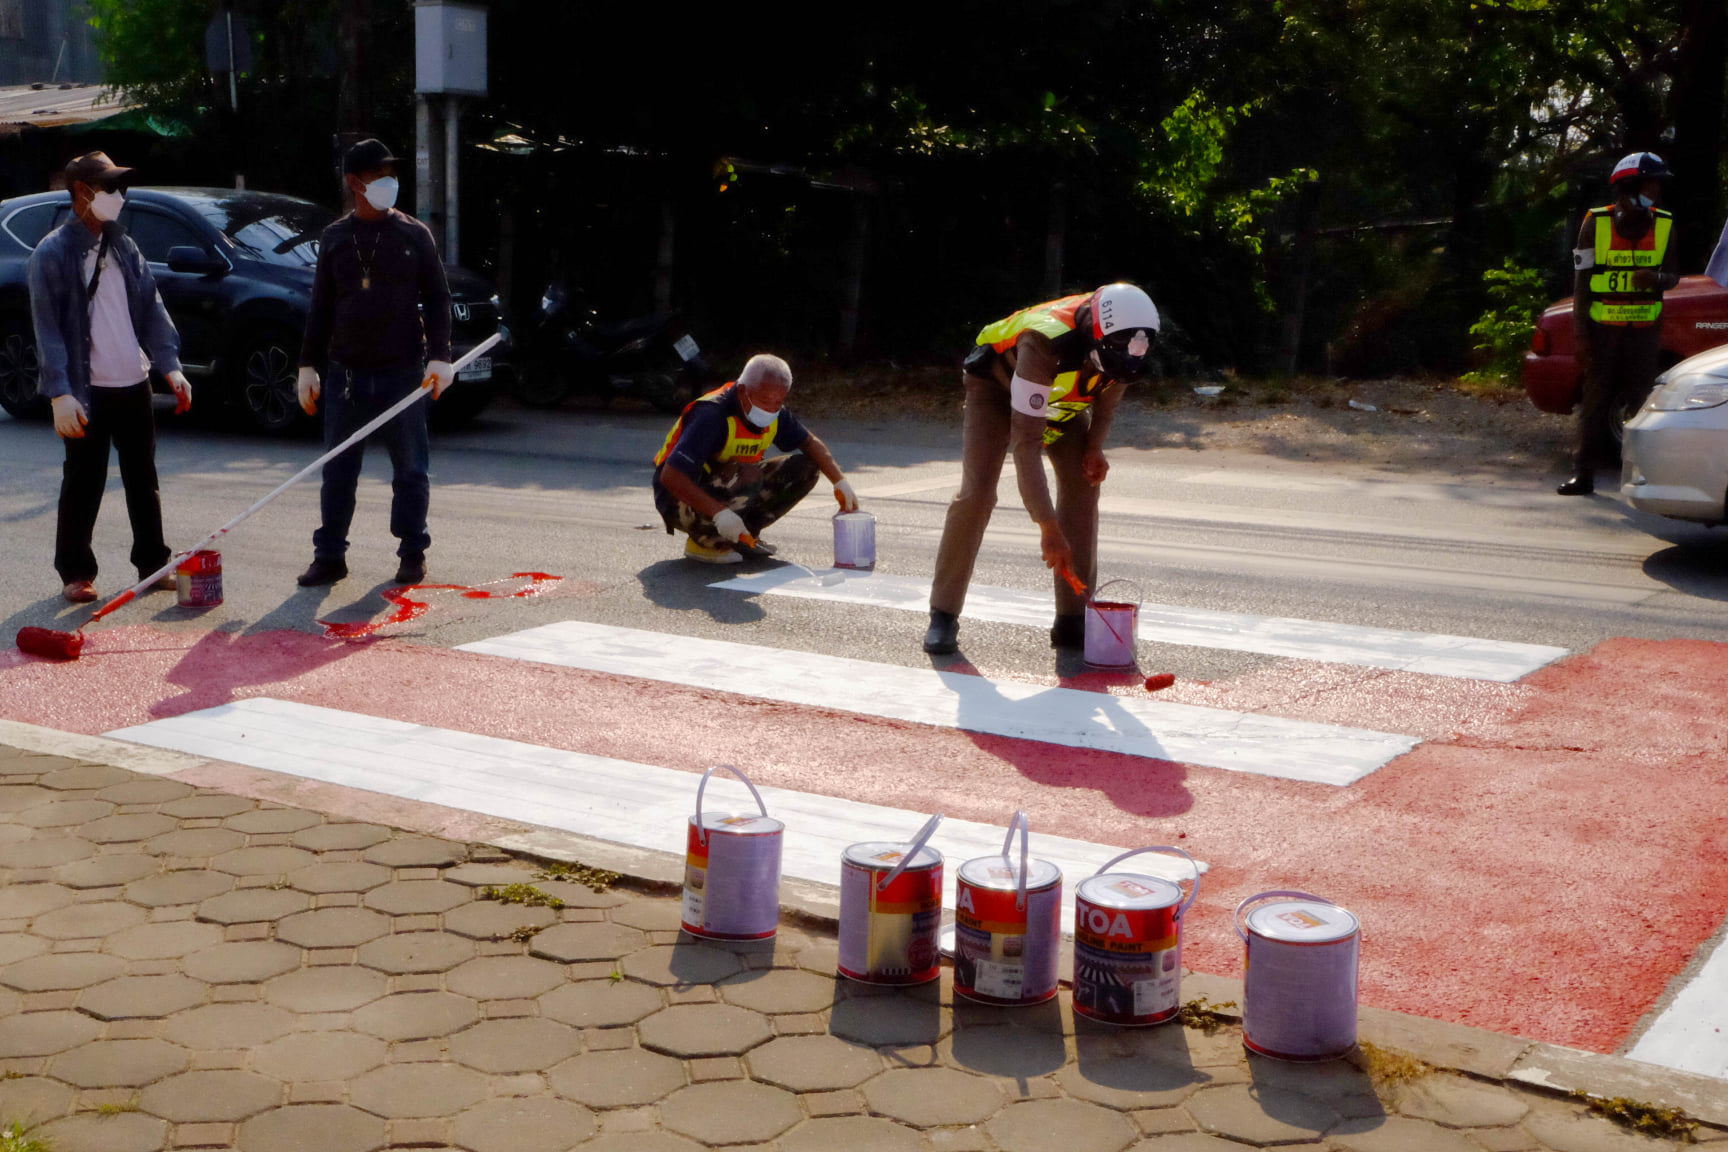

{"left": 973, "top": 294, "right": 1107, "bottom": 444}
{"left": 653, "top": 383, "right": 779, "bottom": 473}
{"left": 1586, "top": 206, "right": 1672, "bottom": 326}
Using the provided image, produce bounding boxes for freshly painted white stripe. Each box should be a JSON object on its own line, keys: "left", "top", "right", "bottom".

{"left": 1626, "top": 921, "right": 1728, "bottom": 1079}
{"left": 713, "top": 568, "right": 1567, "bottom": 682}
{"left": 106, "top": 698, "right": 1206, "bottom": 934}
{"left": 455, "top": 621, "right": 1416, "bottom": 785}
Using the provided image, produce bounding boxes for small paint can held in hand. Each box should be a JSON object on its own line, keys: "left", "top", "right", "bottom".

{"left": 838, "top": 813, "right": 944, "bottom": 986}
{"left": 953, "top": 810, "right": 1062, "bottom": 1006}
{"left": 1073, "top": 846, "right": 1201, "bottom": 1026}
{"left": 1084, "top": 578, "right": 1141, "bottom": 668}
{"left": 681, "top": 765, "right": 783, "bottom": 941}
{"left": 833, "top": 510, "right": 876, "bottom": 569}
{"left": 176, "top": 550, "right": 223, "bottom": 608}
{"left": 1237, "top": 890, "right": 1360, "bottom": 1060}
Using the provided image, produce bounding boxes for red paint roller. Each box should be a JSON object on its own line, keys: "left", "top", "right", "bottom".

{"left": 15, "top": 335, "right": 503, "bottom": 662}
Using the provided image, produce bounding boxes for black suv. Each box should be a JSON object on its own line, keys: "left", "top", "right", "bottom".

{"left": 0, "top": 187, "right": 509, "bottom": 432}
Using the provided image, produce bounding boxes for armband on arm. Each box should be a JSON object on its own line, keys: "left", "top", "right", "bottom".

{"left": 1010, "top": 373, "right": 1052, "bottom": 418}
{"left": 1573, "top": 248, "right": 1595, "bottom": 271}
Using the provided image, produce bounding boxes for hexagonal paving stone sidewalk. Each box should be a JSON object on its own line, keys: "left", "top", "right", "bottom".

{"left": 0, "top": 741, "right": 1715, "bottom": 1151}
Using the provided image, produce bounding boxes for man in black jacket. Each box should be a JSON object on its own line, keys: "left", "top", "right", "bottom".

{"left": 295, "top": 138, "right": 454, "bottom": 586}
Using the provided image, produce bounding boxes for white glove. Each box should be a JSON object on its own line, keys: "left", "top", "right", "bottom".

{"left": 51, "top": 395, "right": 87, "bottom": 439}
{"left": 167, "top": 370, "right": 192, "bottom": 415}
{"left": 425, "top": 360, "right": 456, "bottom": 399}
{"left": 833, "top": 478, "right": 859, "bottom": 513}
{"left": 296, "top": 366, "right": 321, "bottom": 415}
{"left": 712, "top": 508, "right": 747, "bottom": 543}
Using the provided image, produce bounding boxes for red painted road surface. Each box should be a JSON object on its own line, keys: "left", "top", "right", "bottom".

{"left": 3, "top": 624, "right": 1726, "bottom": 1054}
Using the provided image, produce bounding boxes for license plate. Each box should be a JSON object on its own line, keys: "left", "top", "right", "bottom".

{"left": 459, "top": 356, "right": 492, "bottom": 382}
{"left": 673, "top": 335, "right": 699, "bottom": 362}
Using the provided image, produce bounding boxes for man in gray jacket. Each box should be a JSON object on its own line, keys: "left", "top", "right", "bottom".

{"left": 29, "top": 151, "right": 190, "bottom": 603}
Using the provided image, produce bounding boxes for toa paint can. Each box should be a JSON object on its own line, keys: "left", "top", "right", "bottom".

{"left": 681, "top": 765, "right": 783, "bottom": 941}
{"left": 1084, "top": 578, "right": 1141, "bottom": 668}
{"left": 1073, "top": 845, "right": 1201, "bottom": 1026}
{"left": 1237, "top": 890, "right": 1360, "bottom": 1061}
{"left": 833, "top": 510, "right": 876, "bottom": 569}
{"left": 176, "top": 550, "right": 223, "bottom": 608}
{"left": 953, "top": 810, "right": 1062, "bottom": 1005}
{"left": 838, "top": 813, "right": 944, "bottom": 985}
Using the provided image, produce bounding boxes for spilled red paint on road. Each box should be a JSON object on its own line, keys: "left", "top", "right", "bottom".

{"left": 318, "top": 572, "right": 565, "bottom": 639}
{"left": 2, "top": 624, "right": 1725, "bottom": 1053}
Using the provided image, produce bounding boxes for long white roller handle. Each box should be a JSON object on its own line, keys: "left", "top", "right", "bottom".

{"left": 93, "top": 334, "right": 503, "bottom": 622}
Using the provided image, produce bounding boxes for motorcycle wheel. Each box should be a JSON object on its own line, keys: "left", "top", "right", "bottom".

{"left": 513, "top": 358, "right": 572, "bottom": 409}
{"left": 646, "top": 371, "right": 698, "bottom": 414}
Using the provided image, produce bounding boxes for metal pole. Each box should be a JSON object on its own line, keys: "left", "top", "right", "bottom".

{"left": 225, "top": 11, "right": 238, "bottom": 111}
{"left": 444, "top": 95, "right": 459, "bottom": 263}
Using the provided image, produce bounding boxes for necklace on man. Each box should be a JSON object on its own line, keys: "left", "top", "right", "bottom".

{"left": 357, "top": 229, "right": 380, "bottom": 291}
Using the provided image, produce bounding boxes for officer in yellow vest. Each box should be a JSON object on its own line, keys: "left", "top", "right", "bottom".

{"left": 1560, "top": 152, "right": 1677, "bottom": 495}
{"left": 925, "top": 283, "right": 1159, "bottom": 654}
{"left": 654, "top": 354, "right": 858, "bottom": 564}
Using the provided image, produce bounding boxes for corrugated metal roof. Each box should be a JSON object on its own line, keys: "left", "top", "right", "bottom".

{"left": 0, "top": 83, "right": 129, "bottom": 129}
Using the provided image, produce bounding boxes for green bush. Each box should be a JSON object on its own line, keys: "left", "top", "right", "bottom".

{"left": 1462, "top": 261, "right": 1550, "bottom": 387}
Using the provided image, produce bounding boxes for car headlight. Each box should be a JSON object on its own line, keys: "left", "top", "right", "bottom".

{"left": 1648, "top": 376, "right": 1728, "bottom": 411}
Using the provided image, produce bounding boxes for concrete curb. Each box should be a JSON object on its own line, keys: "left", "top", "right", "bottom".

{"left": 10, "top": 718, "right": 1727, "bottom": 1132}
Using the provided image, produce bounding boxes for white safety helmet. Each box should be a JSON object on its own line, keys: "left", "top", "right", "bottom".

{"left": 1089, "top": 282, "right": 1159, "bottom": 379}
{"left": 1609, "top": 151, "right": 1671, "bottom": 187}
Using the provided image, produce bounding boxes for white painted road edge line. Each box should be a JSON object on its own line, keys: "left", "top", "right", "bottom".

{"left": 1627, "top": 917, "right": 1728, "bottom": 1079}
{"left": 713, "top": 568, "right": 1568, "bottom": 683}
{"left": 455, "top": 621, "right": 1417, "bottom": 785}
{"left": 106, "top": 698, "right": 1207, "bottom": 936}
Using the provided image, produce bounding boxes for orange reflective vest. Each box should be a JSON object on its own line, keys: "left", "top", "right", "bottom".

{"left": 1586, "top": 206, "right": 1672, "bottom": 326}
{"left": 974, "top": 295, "right": 1106, "bottom": 444}
{"left": 653, "top": 382, "right": 779, "bottom": 473}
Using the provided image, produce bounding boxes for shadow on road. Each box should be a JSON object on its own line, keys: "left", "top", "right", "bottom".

{"left": 636, "top": 559, "right": 767, "bottom": 625}
{"left": 1643, "top": 540, "right": 1728, "bottom": 601}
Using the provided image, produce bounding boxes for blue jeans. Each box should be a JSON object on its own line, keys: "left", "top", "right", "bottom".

{"left": 313, "top": 363, "right": 431, "bottom": 562}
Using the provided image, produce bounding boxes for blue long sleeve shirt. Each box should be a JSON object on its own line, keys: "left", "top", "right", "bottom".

{"left": 27, "top": 217, "right": 182, "bottom": 405}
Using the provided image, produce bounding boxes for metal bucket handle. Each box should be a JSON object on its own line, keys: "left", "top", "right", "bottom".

{"left": 877, "top": 811, "right": 944, "bottom": 892}
{"left": 693, "top": 763, "right": 770, "bottom": 847}
{"left": 1093, "top": 845, "right": 1202, "bottom": 921}
{"left": 1001, "top": 809, "right": 1031, "bottom": 911}
{"left": 1234, "top": 889, "right": 1334, "bottom": 943}
{"left": 1086, "top": 578, "right": 1143, "bottom": 648}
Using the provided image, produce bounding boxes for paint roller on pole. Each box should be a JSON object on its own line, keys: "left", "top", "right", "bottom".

{"left": 16, "top": 334, "right": 503, "bottom": 662}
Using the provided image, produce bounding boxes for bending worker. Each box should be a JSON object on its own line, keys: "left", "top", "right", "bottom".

{"left": 924, "top": 283, "right": 1158, "bottom": 654}
{"left": 653, "top": 354, "right": 858, "bottom": 564}
{"left": 1559, "top": 152, "right": 1677, "bottom": 496}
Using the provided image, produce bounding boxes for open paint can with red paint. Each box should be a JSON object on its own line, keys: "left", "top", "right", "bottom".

{"left": 1084, "top": 578, "right": 1141, "bottom": 668}
{"left": 176, "top": 550, "right": 223, "bottom": 608}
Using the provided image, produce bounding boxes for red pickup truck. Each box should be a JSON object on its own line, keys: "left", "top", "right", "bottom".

{"left": 1522, "top": 274, "right": 1728, "bottom": 413}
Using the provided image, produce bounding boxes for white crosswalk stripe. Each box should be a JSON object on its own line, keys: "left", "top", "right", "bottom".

{"left": 106, "top": 698, "right": 1207, "bottom": 936}
{"left": 713, "top": 568, "right": 1567, "bottom": 682}
{"left": 455, "top": 621, "right": 1417, "bottom": 785}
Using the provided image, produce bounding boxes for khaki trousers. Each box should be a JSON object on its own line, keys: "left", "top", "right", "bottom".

{"left": 930, "top": 373, "right": 1098, "bottom": 618}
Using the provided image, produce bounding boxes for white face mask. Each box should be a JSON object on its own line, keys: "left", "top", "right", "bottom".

{"left": 363, "top": 176, "right": 399, "bottom": 211}
{"left": 743, "top": 401, "right": 777, "bottom": 429}
{"left": 89, "top": 190, "right": 124, "bottom": 222}
{"left": 1635, "top": 194, "right": 1656, "bottom": 209}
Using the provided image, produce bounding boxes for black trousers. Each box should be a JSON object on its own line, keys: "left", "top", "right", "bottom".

{"left": 1576, "top": 324, "right": 1661, "bottom": 471}
{"left": 54, "top": 381, "right": 170, "bottom": 585}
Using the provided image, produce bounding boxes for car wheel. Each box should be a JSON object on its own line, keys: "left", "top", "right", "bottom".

{"left": 0, "top": 314, "right": 45, "bottom": 420}
{"left": 236, "top": 331, "right": 308, "bottom": 435}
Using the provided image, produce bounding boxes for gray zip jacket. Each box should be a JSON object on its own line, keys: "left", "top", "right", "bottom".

{"left": 27, "top": 217, "right": 182, "bottom": 404}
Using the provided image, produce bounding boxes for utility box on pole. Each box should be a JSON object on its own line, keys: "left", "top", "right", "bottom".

{"left": 413, "top": 0, "right": 486, "bottom": 263}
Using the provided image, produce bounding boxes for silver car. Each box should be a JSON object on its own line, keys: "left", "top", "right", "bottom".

{"left": 1622, "top": 343, "right": 1728, "bottom": 524}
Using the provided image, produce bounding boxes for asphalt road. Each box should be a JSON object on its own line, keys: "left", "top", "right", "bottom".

{"left": 2, "top": 395, "right": 1726, "bottom": 674}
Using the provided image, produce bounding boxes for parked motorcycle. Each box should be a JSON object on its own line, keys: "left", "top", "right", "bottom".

{"left": 513, "top": 279, "right": 712, "bottom": 413}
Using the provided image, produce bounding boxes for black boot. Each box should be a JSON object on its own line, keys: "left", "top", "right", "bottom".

{"left": 1557, "top": 473, "right": 1595, "bottom": 496}
{"left": 394, "top": 554, "right": 427, "bottom": 584}
{"left": 296, "top": 557, "right": 348, "bottom": 587}
{"left": 1050, "top": 613, "right": 1086, "bottom": 649}
{"left": 922, "top": 610, "right": 959, "bottom": 655}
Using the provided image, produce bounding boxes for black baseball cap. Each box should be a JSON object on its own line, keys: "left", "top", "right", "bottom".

{"left": 343, "top": 138, "right": 398, "bottom": 176}
{"left": 64, "top": 151, "right": 134, "bottom": 190}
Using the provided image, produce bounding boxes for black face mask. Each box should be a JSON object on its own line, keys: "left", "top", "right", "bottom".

{"left": 1095, "top": 329, "right": 1154, "bottom": 380}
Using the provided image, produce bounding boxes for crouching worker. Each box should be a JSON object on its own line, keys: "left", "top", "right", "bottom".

{"left": 653, "top": 354, "right": 858, "bottom": 564}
